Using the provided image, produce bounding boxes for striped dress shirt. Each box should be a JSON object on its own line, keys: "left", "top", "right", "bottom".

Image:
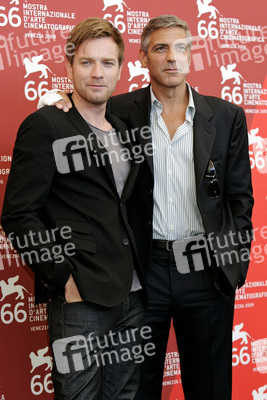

{"left": 150, "top": 84, "right": 205, "bottom": 240}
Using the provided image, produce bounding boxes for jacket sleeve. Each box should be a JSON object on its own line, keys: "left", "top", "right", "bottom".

{"left": 225, "top": 106, "right": 254, "bottom": 287}
{"left": 1, "top": 111, "right": 73, "bottom": 294}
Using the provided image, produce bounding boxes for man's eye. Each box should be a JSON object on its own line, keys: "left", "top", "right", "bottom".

{"left": 155, "top": 46, "right": 166, "bottom": 52}
{"left": 175, "top": 45, "right": 187, "bottom": 53}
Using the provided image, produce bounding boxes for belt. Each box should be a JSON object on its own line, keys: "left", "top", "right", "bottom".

{"left": 152, "top": 239, "right": 175, "bottom": 252}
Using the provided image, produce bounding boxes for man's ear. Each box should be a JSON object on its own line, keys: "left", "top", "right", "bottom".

{"left": 65, "top": 59, "right": 73, "bottom": 80}
{"left": 139, "top": 49, "right": 149, "bottom": 68}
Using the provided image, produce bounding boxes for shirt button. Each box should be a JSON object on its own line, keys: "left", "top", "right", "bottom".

{"left": 170, "top": 225, "right": 174, "bottom": 231}
{"left": 168, "top": 170, "right": 172, "bottom": 175}
{"left": 169, "top": 198, "right": 173, "bottom": 203}
{"left": 122, "top": 238, "right": 129, "bottom": 246}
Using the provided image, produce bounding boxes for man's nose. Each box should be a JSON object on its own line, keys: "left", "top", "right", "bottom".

{"left": 91, "top": 62, "right": 104, "bottom": 78}
{"left": 166, "top": 47, "right": 176, "bottom": 62}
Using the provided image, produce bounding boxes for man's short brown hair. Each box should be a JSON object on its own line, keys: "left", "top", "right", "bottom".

{"left": 66, "top": 17, "right": 124, "bottom": 65}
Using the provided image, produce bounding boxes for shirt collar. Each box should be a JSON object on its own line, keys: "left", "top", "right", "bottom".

{"left": 150, "top": 83, "right": 195, "bottom": 123}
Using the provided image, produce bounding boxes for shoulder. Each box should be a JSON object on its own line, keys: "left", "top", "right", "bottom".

{"left": 20, "top": 104, "right": 68, "bottom": 129}
{"left": 109, "top": 86, "right": 150, "bottom": 108}
{"left": 192, "top": 87, "right": 245, "bottom": 119}
{"left": 105, "top": 109, "right": 129, "bottom": 132}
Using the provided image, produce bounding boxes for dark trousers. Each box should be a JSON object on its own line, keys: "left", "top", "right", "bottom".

{"left": 135, "top": 247, "right": 235, "bottom": 400}
{"left": 48, "top": 291, "right": 144, "bottom": 400}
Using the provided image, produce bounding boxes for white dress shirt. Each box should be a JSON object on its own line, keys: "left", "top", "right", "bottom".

{"left": 150, "top": 84, "right": 205, "bottom": 240}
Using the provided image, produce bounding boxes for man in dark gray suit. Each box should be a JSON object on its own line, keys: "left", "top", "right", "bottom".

{"left": 1, "top": 18, "right": 147, "bottom": 400}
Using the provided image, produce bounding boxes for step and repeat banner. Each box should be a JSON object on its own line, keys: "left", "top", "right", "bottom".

{"left": 0, "top": 0, "right": 266, "bottom": 399}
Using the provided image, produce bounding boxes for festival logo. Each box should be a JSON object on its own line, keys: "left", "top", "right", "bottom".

{"left": 196, "top": 0, "right": 221, "bottom": 19}
{"left": 232, "top": 323, "right": 252, "bottom": 367}
{"left": 29, "top": 346, "right": 54, "bottom": 396}
{"left": 102, "top": 0, "right": 129, "bottom": 12}
{"left": 0, "top": 275, "right": 29, "bottom": 325}
{"left": 0, "top": 275, "right": 30, "bottom": 302}
{"left": 220, "top": 63, "right": 246, "bottom": 85}
{"left": 128, "top": 60, "right": 149, "bottom": 82}
{"left": 233, "top": 322, "right": 251, "bottom": 345}
{"left": 30, "top": 346, "right": 53, "bottom": 374}
{"left": 248, "top": 127, "right": 267, "bottom": 174}
{"left": 248, "top": 128, "right": 266, "bottom": 149}
{"left": 252, "top": 384, "right": 267, "bottom": 399}
{"left": 23, "top": 55, "right": 53, "bottom": 80}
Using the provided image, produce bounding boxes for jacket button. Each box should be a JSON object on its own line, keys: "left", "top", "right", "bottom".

{"left": 148, "top": 189, "right": 153, "bottom": 195}
{"left": 41, "top": 280, "right": 49, "bottom": 289}
{"left": 122, "top": 238, "right": 129, "bottom": 246}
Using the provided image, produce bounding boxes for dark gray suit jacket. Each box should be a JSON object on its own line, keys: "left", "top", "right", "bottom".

{"left": 1, "top": 99, "right": 145, "bottom": 305}
{"left": 108, "top": 85, "right": 254, "bottom": 289}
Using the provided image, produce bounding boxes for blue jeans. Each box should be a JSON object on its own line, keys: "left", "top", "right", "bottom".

{"left": 48, "top": 291, "right": 144, "bottom": 400}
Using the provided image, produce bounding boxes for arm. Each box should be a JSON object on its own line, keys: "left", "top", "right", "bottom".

{"left": 225, "top": 106, "right": 254, "bottom": 286}
{"left": 1, "top": 111, "right": 73, "bottom": 295}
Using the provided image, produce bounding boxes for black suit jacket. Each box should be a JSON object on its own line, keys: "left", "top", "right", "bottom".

{"left": 1, "top": 100, "right": 145, "bottom": 305}
{"left": 108, "top": 85, "right": 254, "bottom": 289}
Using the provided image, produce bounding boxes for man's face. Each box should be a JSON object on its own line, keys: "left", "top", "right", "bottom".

{"left": 66, "top": 37, "right": 122, "bottom": 107}
{"left": 139, "top": 27, "right": 191, "bottom": 90}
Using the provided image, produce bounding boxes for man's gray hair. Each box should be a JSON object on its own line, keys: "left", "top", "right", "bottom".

{"left": 141, "top": 14, "right": 192, "bottom": 54}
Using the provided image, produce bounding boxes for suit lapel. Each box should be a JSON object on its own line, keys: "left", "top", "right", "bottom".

{"left": 192, "top": 89, "right": 216, "bottom": 191}
{"left": 129, "top": 86, "right": 154, "bottom": 174}
{"left": 66, "top": 103, "right": 117, "bottom": 190}
{"left": 106, "top": 110, "right": 139, "bottom": 200}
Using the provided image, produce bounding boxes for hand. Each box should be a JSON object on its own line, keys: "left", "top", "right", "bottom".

{"left": 37, "top": 89, "right": 73, "bottom": 111}
{"left": 65, "top": 274, "right": 83, "bottom": 303}
{"left": 54, "top": 90, "right": 72, "bottom": 112}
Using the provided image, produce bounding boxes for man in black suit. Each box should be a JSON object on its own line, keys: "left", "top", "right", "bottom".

{"left": 38, "top": 15, "right": 254, "bottom": 400}
{"left": 1, "top": 18, "right": 147, "bottom": 400}
{"left": 110, "top": 15, "right": 254, "bottom": 400}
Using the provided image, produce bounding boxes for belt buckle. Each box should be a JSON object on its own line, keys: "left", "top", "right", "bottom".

{"left": 166, "top": 240, "right": 173, "bottom": 252}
